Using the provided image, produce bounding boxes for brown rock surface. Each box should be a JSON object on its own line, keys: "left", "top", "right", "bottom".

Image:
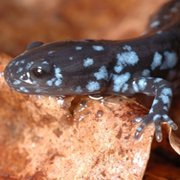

{"left": 0, "top": 55, "right": 153, "bottom": 179}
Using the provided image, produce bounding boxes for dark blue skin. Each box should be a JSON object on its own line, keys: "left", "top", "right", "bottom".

{"left": 4, "top": 0, "right": 180, "bottom": 142}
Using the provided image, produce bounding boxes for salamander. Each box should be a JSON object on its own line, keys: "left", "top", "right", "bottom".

{"left": 4, "top": 0, "right": 180, "bottom": 142}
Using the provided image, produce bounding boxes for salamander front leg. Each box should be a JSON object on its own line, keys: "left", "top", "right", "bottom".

{"left": 131, "top": 77, "right": 178, "bottom": 142}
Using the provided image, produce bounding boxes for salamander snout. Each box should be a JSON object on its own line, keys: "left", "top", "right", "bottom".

{"left": 4, "top": 56, "right": 65, "bottom": 95}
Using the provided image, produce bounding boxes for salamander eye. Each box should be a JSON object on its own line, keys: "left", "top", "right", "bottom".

{"left": 30, "top": 62, "right": 53, "bottom": 79}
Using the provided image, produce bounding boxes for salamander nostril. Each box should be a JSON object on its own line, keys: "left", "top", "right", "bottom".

{"left": 20, "top": 73, "right": 29, "bottom": 81}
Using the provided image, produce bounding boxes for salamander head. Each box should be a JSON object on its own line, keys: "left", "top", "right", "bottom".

{"left": 4, "top": 41, "right": 109, "bottom": 95}
{"left": 5, "top": 55, "right": 63, "bottom": 95}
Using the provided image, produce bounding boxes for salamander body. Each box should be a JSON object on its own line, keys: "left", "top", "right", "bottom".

{"left": 4, "top": 0, "right": 180, "bottom": 141}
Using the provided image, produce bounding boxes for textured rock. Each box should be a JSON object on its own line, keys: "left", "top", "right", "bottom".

{"left": 0, "top": 55, "right": 153, "bottom": 179}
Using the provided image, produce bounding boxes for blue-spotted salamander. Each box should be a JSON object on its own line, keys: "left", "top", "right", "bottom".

{"left": 4, "top": 0, "right": 180, "bottom": 142}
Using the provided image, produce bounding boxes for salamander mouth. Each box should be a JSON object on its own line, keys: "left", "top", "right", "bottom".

{"left": 6, "top": 81, "right": 52, "bottom": 94}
